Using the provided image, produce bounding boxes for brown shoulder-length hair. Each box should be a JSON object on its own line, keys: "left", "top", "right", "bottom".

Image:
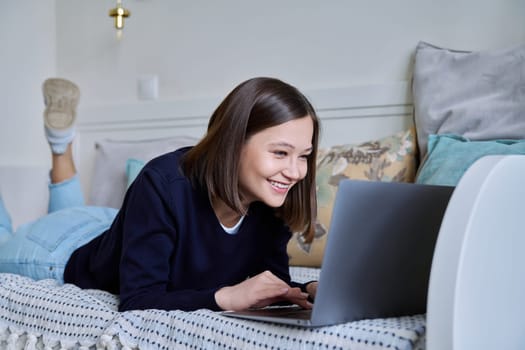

{"left": 182, "top": 77, "right": 320, "bottom": 243}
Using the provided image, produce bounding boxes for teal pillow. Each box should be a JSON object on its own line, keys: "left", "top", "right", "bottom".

{"left": 125, "top": 158, "right": 146, "bottom": 188}
{"left": 416, "top": 134, "right": 525, "bottom": 186}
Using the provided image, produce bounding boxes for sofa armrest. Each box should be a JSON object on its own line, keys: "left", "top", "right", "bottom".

{"left": 427, "top": 155, "right": 525, "bottom": 350}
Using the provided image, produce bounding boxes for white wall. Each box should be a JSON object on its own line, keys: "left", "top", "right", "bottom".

{"left": 0, "top": 1, "right": 56, "bottom": 167}
{"left": 1, "top": 0, "right": 524, "bottom": 167}
{"left": 0, "top": 1, "right": 56, "bottom": 226}
{"left": 54, "top": 0, "right": 525, "bottom": 107}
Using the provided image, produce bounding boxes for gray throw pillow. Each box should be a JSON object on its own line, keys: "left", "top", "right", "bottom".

{"left": 412, "top": 41, "right": 525, "bottom": 161}
{"left": 89, "top": 136, "right": 199, "bottom": 208}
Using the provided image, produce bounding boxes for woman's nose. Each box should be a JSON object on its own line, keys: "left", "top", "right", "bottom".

{"left": 283, "top": 160, "right": 304, "bottom": 180}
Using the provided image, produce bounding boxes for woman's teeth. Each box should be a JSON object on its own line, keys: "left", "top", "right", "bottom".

{"left": 270, "top": 181, "right": 289, "bottom": 189}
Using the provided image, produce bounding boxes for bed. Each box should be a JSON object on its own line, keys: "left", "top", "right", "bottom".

{"left": 1, "top": 41, "right": 525, "bottom": 349}
{"left": 1, "top": 82, "right": 429, "bottom": 350}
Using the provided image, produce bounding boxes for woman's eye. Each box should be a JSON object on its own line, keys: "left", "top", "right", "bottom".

{"left": 273, "top": 151, "right": 287, "bottom": 157}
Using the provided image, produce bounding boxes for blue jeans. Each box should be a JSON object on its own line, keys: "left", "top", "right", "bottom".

{"left": 0, "top": 176, "right": 117, "bottom": 282}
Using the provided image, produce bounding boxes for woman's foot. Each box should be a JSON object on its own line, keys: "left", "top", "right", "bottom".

{"left": 42, "top": 78, "right": 80, "bottom": 154}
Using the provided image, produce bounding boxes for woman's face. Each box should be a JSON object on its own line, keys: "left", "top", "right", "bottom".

{"left": 238, "top": 116, "right": 314, "bottom": 208}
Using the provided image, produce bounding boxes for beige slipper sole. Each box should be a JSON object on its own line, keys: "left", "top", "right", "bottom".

{"left": 43, "top": 78, "right": 80, "bottom": 130}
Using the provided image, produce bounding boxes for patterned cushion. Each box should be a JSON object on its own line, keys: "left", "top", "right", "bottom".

{"left": 287, "top": 127, "right": 418, "bottom": 267}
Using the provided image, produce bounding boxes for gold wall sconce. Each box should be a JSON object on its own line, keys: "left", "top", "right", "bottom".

{"left": 109, "top": 0, "right": 131, "bottom": 31}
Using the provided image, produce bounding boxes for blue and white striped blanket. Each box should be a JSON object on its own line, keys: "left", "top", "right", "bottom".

{"left": 0, "top": 269, "right": 426, "bottom": 349}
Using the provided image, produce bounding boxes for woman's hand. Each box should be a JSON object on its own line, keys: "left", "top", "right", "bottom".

{"left": 305, "top": 281, "right": 318, "bottom": 300}
{"left": 214, "top": 270, "right": 312, "bottom": 311}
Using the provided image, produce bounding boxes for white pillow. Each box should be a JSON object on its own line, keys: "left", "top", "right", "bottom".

{"left": 412, "top": 41, "right": 525, "bottom": 161}
{"left": 89, "top": 136, "right": 199, "bottom": 208}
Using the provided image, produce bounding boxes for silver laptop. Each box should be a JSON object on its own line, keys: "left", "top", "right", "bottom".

{"left": 221, "top": 179, "right": 454, "bottom": 327}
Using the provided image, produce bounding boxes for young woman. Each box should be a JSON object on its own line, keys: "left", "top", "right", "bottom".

{"left": 0, "top": 77, "right": 320, "bottom": 312}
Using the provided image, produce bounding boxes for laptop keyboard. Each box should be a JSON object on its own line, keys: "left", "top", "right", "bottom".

{"left": 251, "top": 307, "right": 313, "bottom": 320}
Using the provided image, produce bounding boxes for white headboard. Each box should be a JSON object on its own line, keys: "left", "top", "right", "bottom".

{"left": 75, "top": 81, "right": 413, "bottom": 199}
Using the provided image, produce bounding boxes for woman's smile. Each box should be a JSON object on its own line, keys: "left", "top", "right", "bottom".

{"left": 238, "top": 116, "right": 313, "bottom": 208}
{"left": 269, "top": 179, "right": 292, "bottom": 193}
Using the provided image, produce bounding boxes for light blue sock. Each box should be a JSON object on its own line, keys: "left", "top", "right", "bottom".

{"left": 45, "top": 126, "right": 75, "bottom": 154}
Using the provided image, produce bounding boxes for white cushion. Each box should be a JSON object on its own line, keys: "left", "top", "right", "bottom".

{"left": 412, "top": 41, "right": 525, "bottom": 161}
{"left": 89, "top": 136, "right": 198, "bottom": 208}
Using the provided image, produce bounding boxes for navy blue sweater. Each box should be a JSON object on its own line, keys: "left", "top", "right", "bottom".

{"left": 64, "top": 147, "right": 299, "bottom": 312}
